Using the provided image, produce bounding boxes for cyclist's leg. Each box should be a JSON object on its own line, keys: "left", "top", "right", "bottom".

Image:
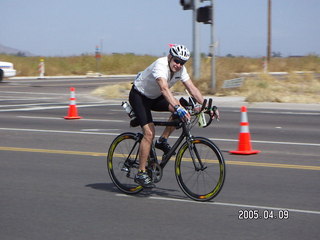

{"left": 139, "top": 122, "right": 155, "bottom": 171}
{"left": 129, "top": 86, "right": 153, "bottom": 128}
{"left": 129, "top": 87, "right": 156, "bottom": 187}
{"left": 134, "top": 122, "right": 156, "bottom": 188}
{"left": 151, "top": 95, "right": 176, "bottom": 144}
{"left": 159, "top": 115, "right": 176, "bottom": 139}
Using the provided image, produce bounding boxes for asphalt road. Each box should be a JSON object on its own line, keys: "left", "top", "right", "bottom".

{"left": 1, "top": 77, "right": 320, "bottom": 240}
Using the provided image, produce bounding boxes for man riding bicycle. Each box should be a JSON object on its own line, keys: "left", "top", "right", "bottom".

{"left": 129, "top": 44, "right": 218, "bottom": 188}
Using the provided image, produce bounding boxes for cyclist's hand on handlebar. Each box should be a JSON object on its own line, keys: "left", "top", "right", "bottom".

{"left": 175, "top": 105, "right": 190, "bottom": 122}
{"left": 210, "top": 106, "right": 220, "bottom": 120}
{"left": 193, "top": 104, "right": 203, "bottom": 114}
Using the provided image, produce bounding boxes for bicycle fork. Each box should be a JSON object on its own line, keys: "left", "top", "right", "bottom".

{"left": 121, "top": 133, "right": 142, "bottom": 175}
{"left": 186, "top": 138, "right": 207, "bottom": 171}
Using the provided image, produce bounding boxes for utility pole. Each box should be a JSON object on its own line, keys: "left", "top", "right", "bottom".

{"left": 267, "top": 0, "right": 272, "bottom": 62}
{"left": 210, "top": 0, "right": 216, "bottom": 93}
{"left": 193, "top": 0, "right": 201, "bottom": 80}
{"left": 181, "top": 0, "right": 215, "bottom": 90}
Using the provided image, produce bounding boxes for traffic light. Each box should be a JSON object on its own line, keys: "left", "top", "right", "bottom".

{"left": 180, "top": 0, "right": 194, "bottom": 10}
{"left": 197, "top": 6, "right": 212, "bottom": 24}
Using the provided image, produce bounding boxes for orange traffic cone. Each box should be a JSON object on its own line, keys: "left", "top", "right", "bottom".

{"left": 229, "top": 106, "right": 260, "bottom": 155}
{"left": 64, "top": 87, "right": 82, "bottom": 120}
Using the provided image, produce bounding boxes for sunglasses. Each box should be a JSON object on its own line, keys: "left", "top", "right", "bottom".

{"left": 173, "top": 58, "right": 186, "bottom": 65}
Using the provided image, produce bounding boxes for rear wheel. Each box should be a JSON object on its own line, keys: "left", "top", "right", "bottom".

{"left": 175, "top": 137, "right": 225, "bottom": 201}
{"left": 107, "top": 132, "right": 143, "bottom": 194}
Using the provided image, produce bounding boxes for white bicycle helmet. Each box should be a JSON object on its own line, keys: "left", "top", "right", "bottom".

{"left": 169, "top": 44, "right": 190, "bottom": 61}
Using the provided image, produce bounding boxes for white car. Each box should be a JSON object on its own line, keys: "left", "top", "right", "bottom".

{"left": 0, "top": 61, "right": 16, "bottom": 81}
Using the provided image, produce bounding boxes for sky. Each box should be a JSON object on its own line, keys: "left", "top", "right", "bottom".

{"left": 1, "top": 0, "right": 319, "bottom": 57}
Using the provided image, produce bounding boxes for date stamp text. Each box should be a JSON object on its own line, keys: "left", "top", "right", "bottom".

{"left": 238, "top": 209, "right": 289, "bottom": 220}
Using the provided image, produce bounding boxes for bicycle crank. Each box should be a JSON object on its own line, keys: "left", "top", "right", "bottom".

{"left": 148, "top": 162, "right": 163, "bottom": 183}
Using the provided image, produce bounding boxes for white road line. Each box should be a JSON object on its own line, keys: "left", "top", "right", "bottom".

{"left": 0, "top": 127, "right": 319, "bottom": 147}
{"left": 0, "top": 97, "right": 57, "bottom": 101}
{"left": 116, "top": 194, "right": 320, "bottom": 215}
{"left": 0, "top": 103, "right": 118, "bottom": 112}
{"left": 0, "top": 102, "right": 60, "bottom": 107}
{"left": 0, "top": 91, "right": 66, "bottom": 95}
{"left": 213, "top": 138, "right": 320, "bottom": 147}
{"left": 0, "top": 127, "right": 118, "bottom": 135}
{"left": 0, "top": 106, "right": 69, "bottom": 112}
{"left": 81, "top": 129, "right": 121, "bottom": 132}
{"left": 17, "top": 116, "right": 126, "bottom": 122}
{"left": 230, "top": 109, "right": 320, "bottom": 116}
{"left": 259, "top": 111, "right": 320, "bottom": 116}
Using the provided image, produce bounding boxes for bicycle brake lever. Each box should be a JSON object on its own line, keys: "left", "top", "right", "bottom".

{"left": 207, "top": 98, "right": 212, "bottom": 112}
{"left": 200, "top": 99, "right": 207, "bottom": 112}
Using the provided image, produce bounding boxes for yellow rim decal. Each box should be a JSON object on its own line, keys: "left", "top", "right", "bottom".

{"left": 130, "top": 186, "right": 143, "bottom": 192}
{"left": 108, "top": 161, "right": 112, "bottom": 169}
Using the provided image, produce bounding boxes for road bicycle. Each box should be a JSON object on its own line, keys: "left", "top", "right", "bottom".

{"left": 107, "top": 98, "right": 225, "bottom": 202}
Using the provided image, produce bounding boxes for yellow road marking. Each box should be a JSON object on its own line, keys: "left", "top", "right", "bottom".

{"left": 1, "top": 146, "right": 320, "bottom": 171}
{"left": 0, "top": 146, "right": 105, "bottom": 157}
{"left": 227, "top": 160, "right": 320, "bottom": 171}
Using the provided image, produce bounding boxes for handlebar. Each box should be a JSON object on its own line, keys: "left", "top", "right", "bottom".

{"left": 129, "top": 97, "right": 219, "bottom": 129}
{"left": 179, "top": 97, "right": 219, "bottom": 128}
{"left": 200, "top": 99, "right": 207, "bottom": 112}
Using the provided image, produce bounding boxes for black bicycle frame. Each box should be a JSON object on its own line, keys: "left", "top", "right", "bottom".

{"left": 153, "top": 122, "right": 192, "bottom": 169}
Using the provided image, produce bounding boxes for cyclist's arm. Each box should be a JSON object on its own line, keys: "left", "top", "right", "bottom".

{"left": 183, "top": 79, "right": 220, "bottom": 119}
{"left": 183, "top": 79, "right": 204, "bottom": 105}
{"left": 156, "top": 77, "right": 181, "bottom": 112}
{"left": 156, "top": 77, "right": 190, "bottom": 122}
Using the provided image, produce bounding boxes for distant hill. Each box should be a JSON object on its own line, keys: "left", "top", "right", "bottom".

{"left": 0, "top": 43, "right": 34, "bottom": 56}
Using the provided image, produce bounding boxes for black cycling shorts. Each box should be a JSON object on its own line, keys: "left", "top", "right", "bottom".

{"left": 129, "top": 86, "right": 169, "bottom": 127}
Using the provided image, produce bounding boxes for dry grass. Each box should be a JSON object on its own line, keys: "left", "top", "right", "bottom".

{"left": 190, "top": 55, "right": 320, "bottom": 103}
{"left": 1, "top": 54, "right": 319, "bottom": 103}
{"left": 91, "top": 82, "right": 132, "bottom": 99}
{"left": 0, "top": 54, "right": 157, "bottom": 76}
{"left": 239, "top": 73, "right": 320, "bottom": 103}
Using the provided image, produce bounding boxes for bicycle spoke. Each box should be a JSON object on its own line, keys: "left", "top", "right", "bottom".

{"left": 175, "top": 137, "right": 225, "bottom": 201}
{"left": 190, "top": 143, "right": 207, "bottom": 171}
{"left": 107, "top": 133, "right": 143, "bottom": 194}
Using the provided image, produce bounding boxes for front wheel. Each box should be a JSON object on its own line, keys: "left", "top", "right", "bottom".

{"left": 107, "top": 132, "right": 143, "bottom": 194}
{"left": 175, "top": 137, "right": 226, "bottom": 202}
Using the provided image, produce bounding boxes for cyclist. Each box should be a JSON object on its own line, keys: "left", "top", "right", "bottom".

{"left": 129, "top": 44, "right": 217, "bottom": 187}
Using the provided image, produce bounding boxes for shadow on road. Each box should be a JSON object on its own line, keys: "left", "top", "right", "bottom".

{"left": 86, "top": 182, "right": 187, "bottom": 200}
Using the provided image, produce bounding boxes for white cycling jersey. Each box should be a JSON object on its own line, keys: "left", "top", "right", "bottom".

{"left": 133, "top": 56, "right": 190, "bottom": 99}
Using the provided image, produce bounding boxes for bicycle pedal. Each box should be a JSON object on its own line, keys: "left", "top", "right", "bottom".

{"left": 121, "top": 166, "right": 130, "bottom": 172}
